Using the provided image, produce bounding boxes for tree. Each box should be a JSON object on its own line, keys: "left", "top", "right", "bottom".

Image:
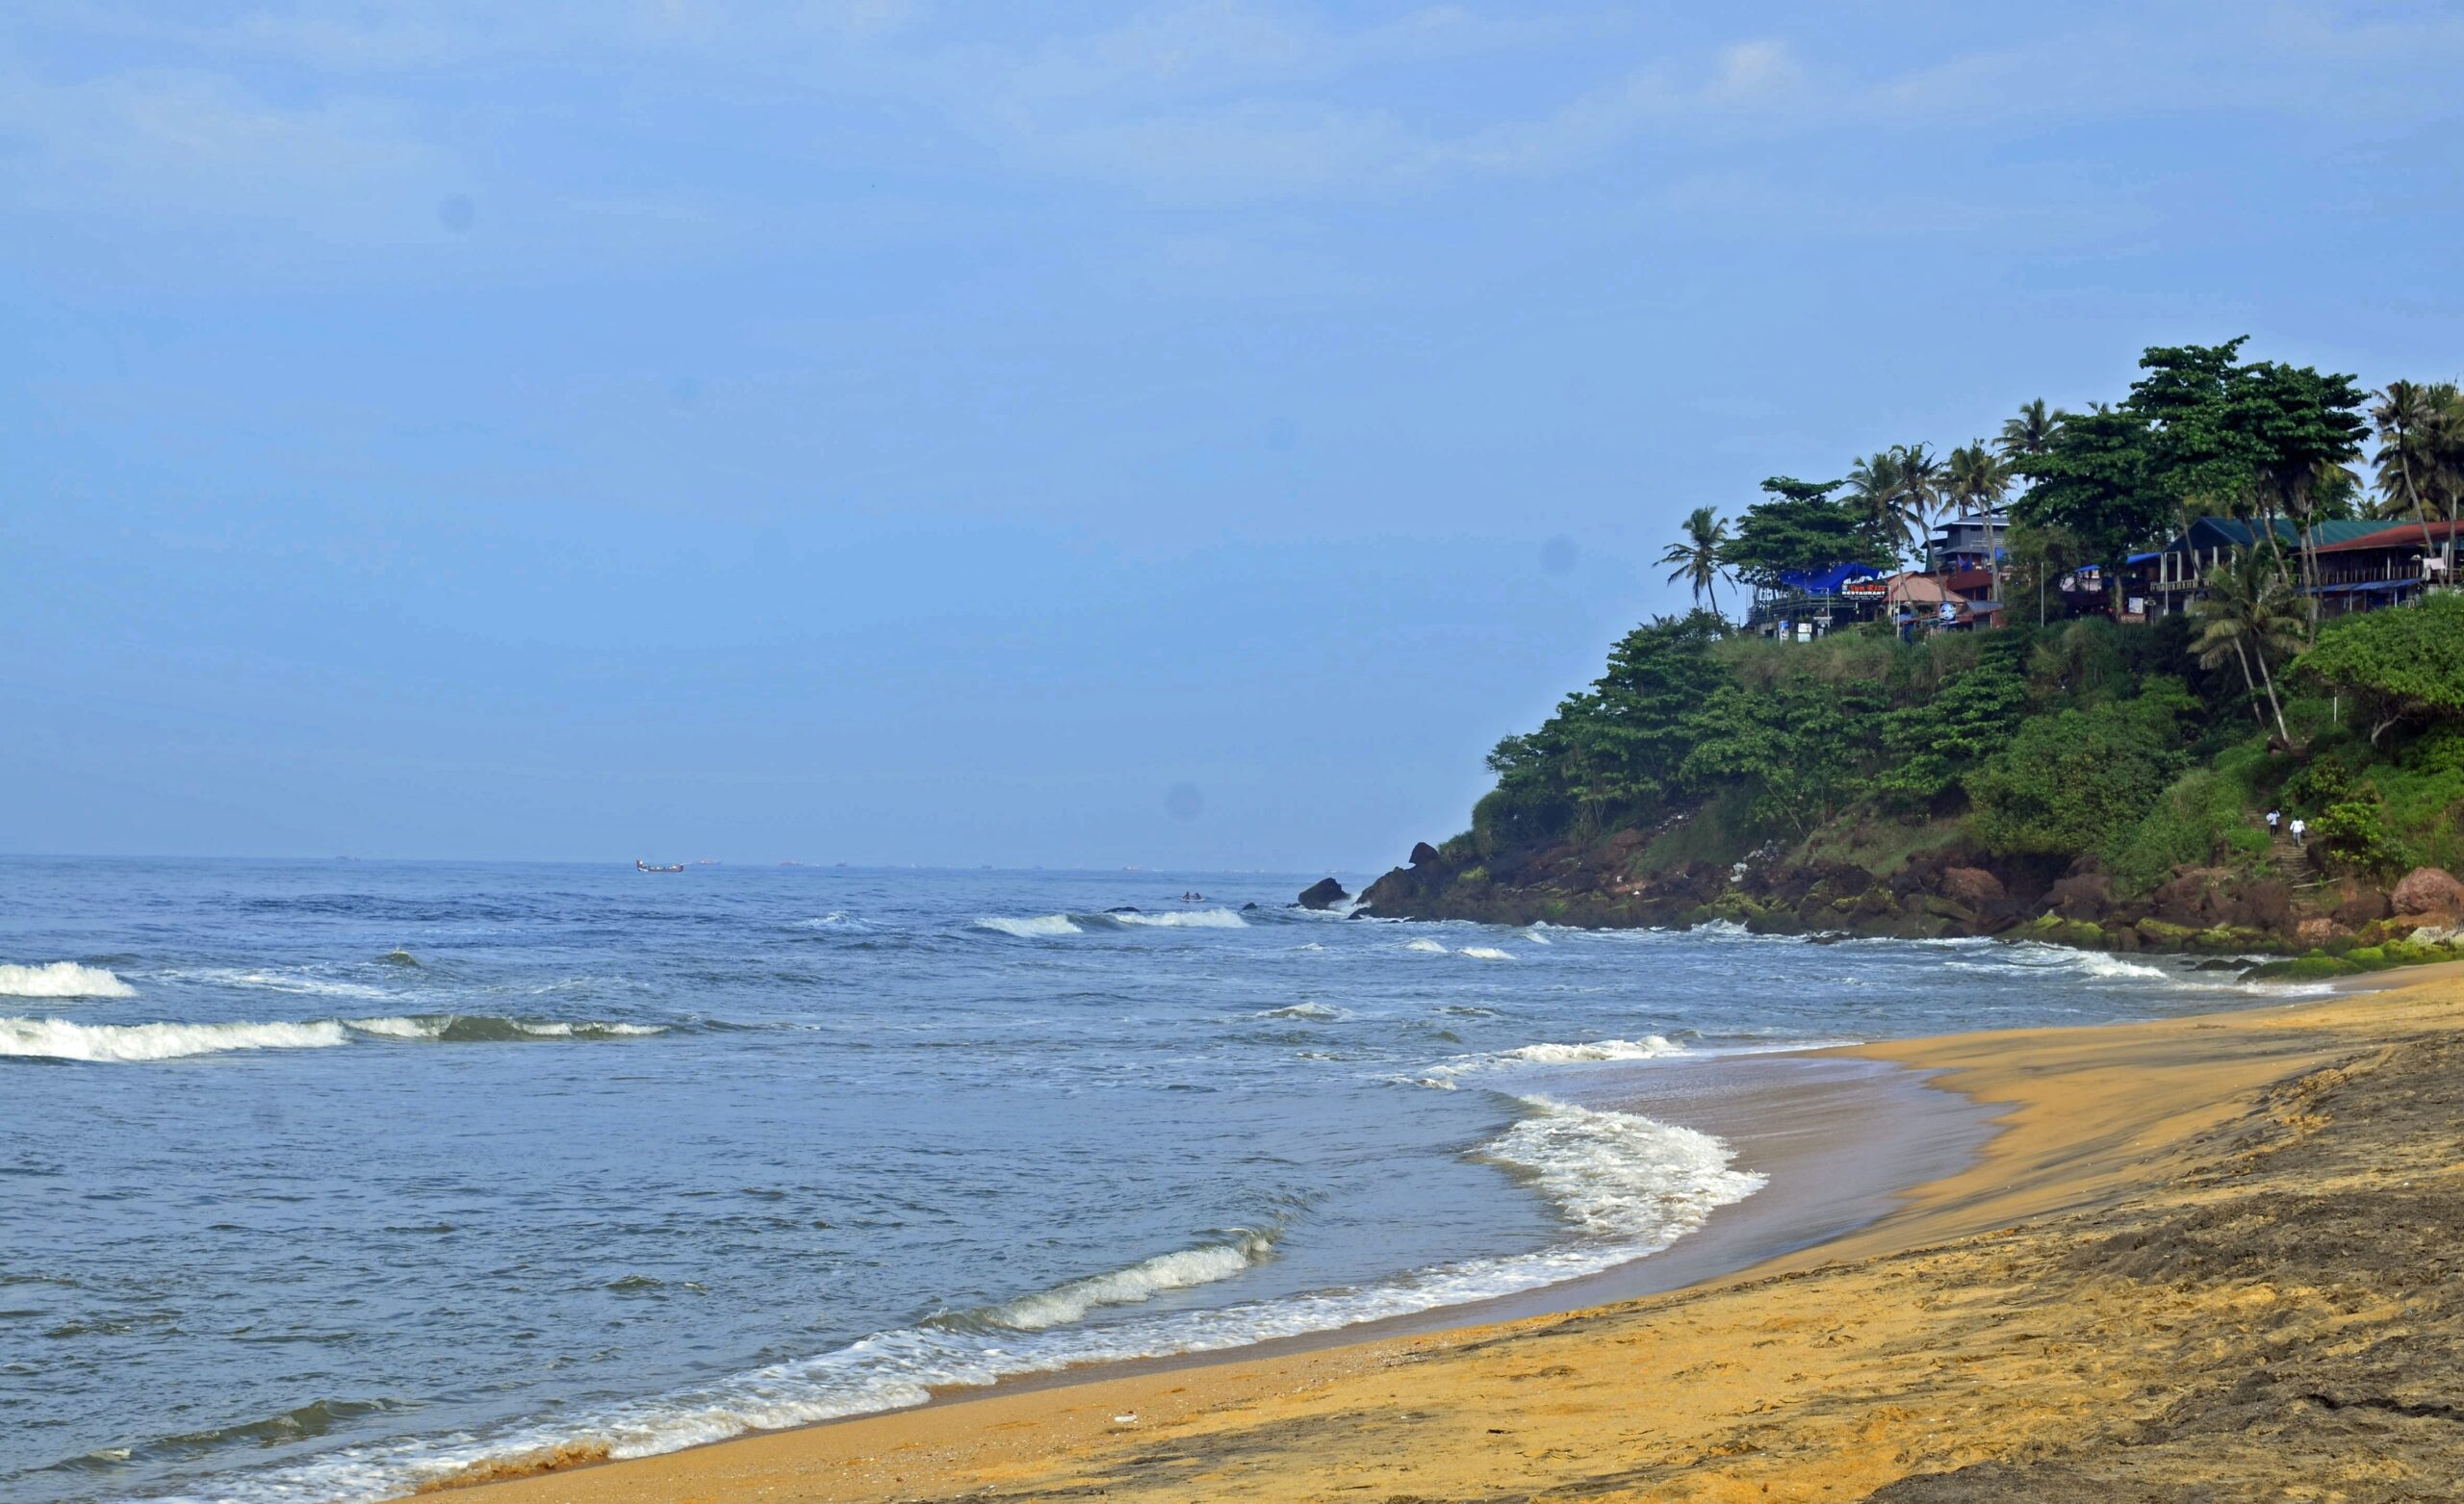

{"left": 2231, "top": 359, "right": 2371, "bottom": 616}
{"left": 1719, "top": 476, "right": 1892, "bottom": 591}
{"left": 1680, "top": 676, "right": 1882, "bottom": 837}
{"left": 2373, "top": 380, "right": 2464, "bottom": 578}
{"left": 1846, "top": 449, "right": 1913, "bottom": 563}
{"left": 2187, "top": 547, "right": 2304, "bottom": 744}
{"left": 2010, "top": 406, "right": 2169, "bottom": 614}
{"left": 1893, "top": 443, "right": 1947, "bottom": 568}
{"left": 2125, "top": 341, "right": 2369, "bottom": 611}
{"left": 1873, "top": 649, "right": 2030, "bottom": 814}
{"left": 1946, "top": 441, "right": 2014, "bottom": 578}
{"left": 1658, "top": 506, "right": 1732, "bottom": 617}
{"left": 2295, "top": 593, "right": 2464, "bottom": 746}
{"left": 1968, "top": 694, "right": 2189, "bottom": 858}
{"left": 1997, "top": 398, "right": 2066, "bottom": 459}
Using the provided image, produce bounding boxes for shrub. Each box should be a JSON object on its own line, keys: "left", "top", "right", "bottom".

{"left": 2105, "top": 768, "right": 2254, "bottom": 891}
{"left": 2296, "top": 594, "right": 2464, "bottom": 746}
{"left": 1968, "top": 693, "right": 2190, "bottom": 861}
{"left": 2307, "top": 798, "right": 2415, "bottom": 881}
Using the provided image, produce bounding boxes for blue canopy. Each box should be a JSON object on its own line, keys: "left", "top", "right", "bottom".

{"left": 1776, "top": 562, "right": 1885, "bottom": 594}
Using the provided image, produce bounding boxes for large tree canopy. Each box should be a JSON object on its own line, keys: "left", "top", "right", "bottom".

{"left": 2296, "top": 593, "right": 2464, "bottom": 744}
{"left": 1719, "top": 476, "right": 1894, "bottom": 588}
{"left": 2009, "top": 406, "right": 2170, "bottom": 596}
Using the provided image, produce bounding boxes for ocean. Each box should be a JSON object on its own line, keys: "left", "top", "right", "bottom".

{"left": 0, "top": 857, "right": 2302, "bottom": 1503}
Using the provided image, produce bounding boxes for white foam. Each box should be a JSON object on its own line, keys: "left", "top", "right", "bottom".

{"left": 1257, "top": 1003, "right": 1342, "bottom": 1021}
{"left": 0, "top": 1017, "right": 347, "bottom": 1062}
{"left": 175, "top": 968, "right": 393, "bottom": 1000}
{"left": 1108, "top": 909, "right": 1247, "bottom": 930}
{"left": 1403, "top": 938, "right": 1450, "bottom": 954}
{"left": 1498, "top": 1036, "right": 1684, "bottom": 1064}
{"left": 980, "top": 1231, "right": 1273, "bottom": 1332}
{"left": 795, "top": 912, "right": 869, "bottom": 930}
{"left": 973, "top": 914, "right": 1085, "bottom": 938}
{"left": 1408, "top": 1035, "right": 1688, "bottom": 1089}
{"left": 1458, "top": 946, "right": 1516, "bottom": 961}
{"left": 1481, "top": 1095, "right": 1765, "bottom": 1238}
{"left": 1521, "top": 930, "right": 1553, "bottom": 945}
{"left": 0, "top": 961, "right": 135, "bottom": 999}
{"left": 1949, "top": 943, "right": 2174, "bottom": 982}
{"left": 345, "top": 1015, "right": 668, "bottom": 1041}
{"left": 248, "top": 1101, "right": 1759, "bottom": 1502}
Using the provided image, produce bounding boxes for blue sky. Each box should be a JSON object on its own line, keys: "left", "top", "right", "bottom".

{"left": 5, "top": 2, "right": 2461, "bottom": 870}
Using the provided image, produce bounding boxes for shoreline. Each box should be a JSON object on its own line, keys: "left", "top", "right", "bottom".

{"left": 411, "top": 972, "right": 2462, "bottom": 1501}
{"left": 398, "top": 1044, "right": 1997, "bottom": 1495}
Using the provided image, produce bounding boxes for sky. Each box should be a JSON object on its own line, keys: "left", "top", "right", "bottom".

{"left": 5, "top": 2, "right": 2463, "bottom": 871}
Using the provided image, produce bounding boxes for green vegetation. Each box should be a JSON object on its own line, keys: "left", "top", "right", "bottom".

{"left": 1444, "top": 339, "right": 2464, "bottom": 940}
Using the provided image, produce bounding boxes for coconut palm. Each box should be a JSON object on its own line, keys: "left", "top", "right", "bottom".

{"left": 2374, "top": 380, "right": 2464, "bottom": 576}
{"left": 1846, "top": 448, "right": 1914, "bottom": 563}
{"left": 1892, "top": 443, "right": 1947, "bottom": 570}
{"left": 1658, "top": 506, "right": 1732, "bottom": 617}
{"left": 1995, "top": 398, "right": 2066, "bottom": 459}
{"left": 1945, "top": 441, "right": 2015, "bottom": 582}
{"left": 2190, "top": 547, "right": 2304, "bottom": 744}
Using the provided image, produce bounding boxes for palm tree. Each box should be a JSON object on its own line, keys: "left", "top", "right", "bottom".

{"left": 1995, "top": 398, "right": 2066, "bottom": 459}
{"left": 1945, "top": 441, "right": 2014, "bottom": 588}
{"left": 2374, "top": 380, "right": 2464, "bottom": 579}
{"left": 1846, "top": 449, "right": 1913, "bottom": 564}
{"left": 1892, "top": 443, "right": 1946, "bottom": 570}
{"left": 1659, "top": 506, "right": 1732, "bottom": 617}
{"left": 2190, "top": 548, "right": 2304, "bottom": 744}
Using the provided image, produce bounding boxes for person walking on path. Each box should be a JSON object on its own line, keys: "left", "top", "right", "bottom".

{"left": 2292, "top": 817, "right": 2307, "bottom": 849}
{"left": 2267, "top": 809, "right": 2281, "bottom": 835}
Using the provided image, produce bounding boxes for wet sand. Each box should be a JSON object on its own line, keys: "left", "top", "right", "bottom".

{"left": 424, "top": 976, "right": 2464, "bottom": 1501}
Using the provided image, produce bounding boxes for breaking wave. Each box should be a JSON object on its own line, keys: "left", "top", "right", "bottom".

{"left": 1408, "top": 1035, "right": 1687, "bottom": 1088}
{"left": 1459, "top": 946, "right": 1516, "bottom": 961}
{"left": 1108, "top": 909, "right": 1247, "bottom": 930}
{"left": 973, "top": 908, "right": 1248, "bottom": 938}
{"left": 1498, "top": 1036, "right": 1684, "bottom": 1064}
{"left": 973, "top": 914, "right": 1084, "bottom": 938}
{"left": 346, "top": 1015, "right": 668, "bottom": 1042}
{"left": 0, "top": 962, "right": 135, "bottom": 999}
{"left": 1, "top": 1017, "right": 347, "bottom": 1062}
{"left": 1403, "top": 938, "right": 1450, "bottom": 954}
{"left": 1257, "top": 1002, "right": 1342, "bottom": 1021}
{"left": 2, "top": 1014, "right": 666, "bottom": 1061}
{"left": 1945, "top": 942, "right": 2175, "bottom": 982}
{"left": 966, "top": 1230, "right": 1275, "bottom": 1332}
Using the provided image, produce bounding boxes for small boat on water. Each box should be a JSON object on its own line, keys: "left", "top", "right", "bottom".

{"left": 636, "top": 858, "right": 686, "bottom": 873}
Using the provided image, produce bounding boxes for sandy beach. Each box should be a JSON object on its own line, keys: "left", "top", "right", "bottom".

{"left": 424, "top": 973, "right": 2464, "bottom": 1502}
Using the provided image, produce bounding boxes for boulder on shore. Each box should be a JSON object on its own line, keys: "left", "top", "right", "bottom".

{"left": 1409, "top": 841, "right": 1440, "bottom": 867}
{"left": 1297, "top": 878, "right": 1351, "bottom": 911}
{"left": 2392, "top": 867, "right": 2464, "bottom": 918}
{"left": 1939, "top": 866, "right": 2007, "bottom": 909}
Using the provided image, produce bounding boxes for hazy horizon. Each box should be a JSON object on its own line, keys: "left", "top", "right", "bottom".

{"left": 8, "top": 2, "right": 2461, "bottom": 868}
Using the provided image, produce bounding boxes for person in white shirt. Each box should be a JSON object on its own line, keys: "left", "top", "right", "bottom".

{"left": 2291, "top": 817, "right": 2307, "bottom": 848}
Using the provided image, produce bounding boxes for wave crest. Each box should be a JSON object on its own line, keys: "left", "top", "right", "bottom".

{"left": 973, "top": 914, "right": 1084, "bottom": 938}
{"left": 1482, "top": 1096, "right": 1765, "bottom": 1238}
{"left": 1, "top": 1017, "right": 346, "bottom": 1062}
{"left": 975, "top": 1231, "right": 1274, "bottom": 1332}
{"left": 346, "top": 1015, "right": 667, "bottom": 1042}
{"left": 0, "top": 962, "right": 135, "bottom": 999}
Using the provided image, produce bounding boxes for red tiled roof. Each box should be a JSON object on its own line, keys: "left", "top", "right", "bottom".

{"left": 2314, "top": 519, "right": 2464, "bottom": 554}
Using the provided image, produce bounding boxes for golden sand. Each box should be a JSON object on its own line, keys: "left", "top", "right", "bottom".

{"left": 420, "top": 977, "right": 2464, "bottom": 1502}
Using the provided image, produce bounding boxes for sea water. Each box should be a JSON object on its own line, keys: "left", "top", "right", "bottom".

{"left": 0, "top": 857, "right": 2296, "bottom": 1503}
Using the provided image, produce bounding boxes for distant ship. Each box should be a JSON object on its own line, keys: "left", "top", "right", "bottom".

{"left": 635, "top": 858, "right": 685, "bottom": 873}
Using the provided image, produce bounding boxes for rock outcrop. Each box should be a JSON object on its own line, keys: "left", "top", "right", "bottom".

{"left": 2393, "top": 867, "right": 2464, "bottom": 918}
{"left": 1296, "top": 877, "right": 1351, "bottom": 911}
